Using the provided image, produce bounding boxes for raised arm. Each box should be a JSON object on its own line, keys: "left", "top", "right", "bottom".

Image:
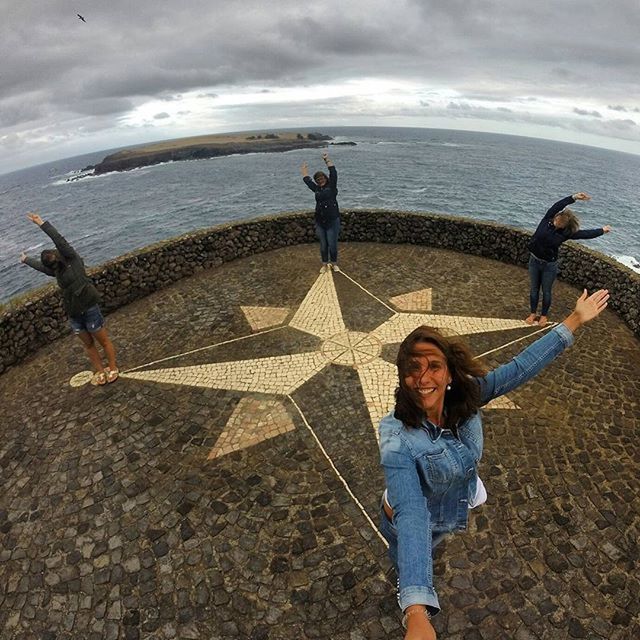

{"left": 27, "top": 212, "right": 77, "bottom": 260}
{"left": 478, "top": 289, "right": 609, "bottom": 404}
{"left": 322, "top": 152, "right": 337, "bottom": 189}
{"left": 301, "top": 161, "right": 318, "bottom": 192}
{"left": 20, "top": 252, "right": 55, "bottom": 276}
{"left": 542, "top": 195, "right": 576, "bottom": 220}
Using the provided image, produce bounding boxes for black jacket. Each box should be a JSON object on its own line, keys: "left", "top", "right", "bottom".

{"left": 24, "top": 221, "right": 101, "bottom": 317}
{"left": 303, "top": 165, "right": 340, "bottom": 228}
{"left": 528, "top": 196, "right": 604, "bottom": 262}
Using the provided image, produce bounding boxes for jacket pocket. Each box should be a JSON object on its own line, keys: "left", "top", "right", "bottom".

{"left": 421, "top": 450, "right": 454, "bottom": 485}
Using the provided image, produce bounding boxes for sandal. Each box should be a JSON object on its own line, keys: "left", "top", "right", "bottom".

{"left": 106, "top": 368, "right": 119, "bottom": 384}
{"left": 90, "top": 371, "right": 108, "bottom": 386}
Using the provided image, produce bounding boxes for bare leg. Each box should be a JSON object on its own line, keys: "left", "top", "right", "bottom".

{"left": 92, "top": 328, "right": 117, "bottom": 370}
{"left": 77, "top": 331, "right": 105, "bottom": 372}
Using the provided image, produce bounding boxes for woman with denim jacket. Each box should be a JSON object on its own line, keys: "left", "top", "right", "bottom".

{"left": 379, "top": 289, "right": 609, "bottom": 640}
{"left": 20, "top": 212, "right": 119, "bottom": 386}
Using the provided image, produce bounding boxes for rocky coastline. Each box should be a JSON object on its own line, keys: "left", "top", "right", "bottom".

{"left": 74, "top": 132, "right": 339, "bottom": 178}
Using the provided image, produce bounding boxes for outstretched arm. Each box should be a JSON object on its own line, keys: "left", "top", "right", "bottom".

{"left": 570, "top": 224, "right": 611, "bottom": 240}
{"left": 478, "top": 289, "right": 609, "bottom": 404}
{"left": 542, "top": 195, "right": 577, "bottom": 220}
{"left": 27, "top": 212, "right": 77, "bottom": 260}
{"left": 381, "top": 442, "right": 441, "bottom": 619}
{"left": 20, "top": 251, "right": 55, "bottom": 276}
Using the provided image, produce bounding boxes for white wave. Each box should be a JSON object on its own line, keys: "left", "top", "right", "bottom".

{"left": 613, "top": 255, "right": 640, "bottom": 273}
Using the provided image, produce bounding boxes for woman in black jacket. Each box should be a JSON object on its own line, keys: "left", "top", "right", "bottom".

{"left": 301, "top": 152, "right": 341, "bottom": 273}
{"left": 526, "top": 192, "right": 611, "bottom": 327}
{"left": 21, "top": 212, "right": 119, "bottom": 385}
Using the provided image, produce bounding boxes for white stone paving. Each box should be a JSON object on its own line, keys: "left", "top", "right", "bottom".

{"left": 123, "top": 270, "right": 528, "bottom": 447}
{"left": 124, "top": 351, "right": 329, "bottom": 395}
{"left": 389, "top": 288, "right": 433, "bottom": 312}
{"left": 371, "top": 313, "right": 529, "bottom": 344}
{"left": 289, "top": 271, "right": 346, "bottom": 339}
{"left": 357, "top": 358, "right": 399, "bottom": 440}
{"left": 208, "top": 398, "right": 295, "bottom": 459}
{"left": 241, "top": 305, "right": 290, "bottom": 331}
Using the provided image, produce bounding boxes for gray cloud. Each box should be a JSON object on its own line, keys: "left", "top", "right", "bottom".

{"left": 153, "top": 112, "right": 170, "bottom": 120}
{"left": 574, "top": 108, "right": 602, "bottom": 118}
{"left": 1, "top": 0, "right": 640, "bottom": 171}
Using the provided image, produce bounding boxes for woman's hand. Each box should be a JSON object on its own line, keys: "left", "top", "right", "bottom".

{"left": 300, "top": 161, "right": 309, "bottom": 177}
{"left": 404, "top": 606, "right": 436, "bottom": 640}
{"left": 572, "top": 192, "right": 591, "bottom": 201}
{"left": 563, "top": 289, "right": 609, "bottom": 333}
{"left": 19, "top": 252, "right": 27, "bottom": 263}
{"left": 602, "top": 225, "right": 612, "bottom": 233}
{"left": 27, "top": 212, "right": 44, "bottom": 226}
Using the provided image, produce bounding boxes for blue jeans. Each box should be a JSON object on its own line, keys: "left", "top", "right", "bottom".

{"left": 315, "top": 218, "right": 340, "bottom": 263}
{"left": 528, "top": 254, "right": 558, "bottom": 316}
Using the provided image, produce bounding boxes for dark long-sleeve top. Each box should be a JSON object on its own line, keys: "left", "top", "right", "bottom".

{"left": 303, "top": 165, "right": 340, "bottom": 228}
{"left": 24, "top": 221, "right": 101, "bottom": 317}
{"left": 528, "top": 196, "right": 604, "bottom": 262}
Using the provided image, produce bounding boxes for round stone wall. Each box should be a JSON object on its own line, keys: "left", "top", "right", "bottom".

{"left": 1, "top": 210, "right": 638, "bottom": 374}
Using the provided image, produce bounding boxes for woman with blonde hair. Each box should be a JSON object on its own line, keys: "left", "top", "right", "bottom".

{"left": 526, "top": 192, "right": 611, "bottom": 326}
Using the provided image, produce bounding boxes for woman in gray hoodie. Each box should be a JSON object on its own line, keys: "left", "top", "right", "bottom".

{"left": 21, "top": 212, "right": 118, "bottom": 385}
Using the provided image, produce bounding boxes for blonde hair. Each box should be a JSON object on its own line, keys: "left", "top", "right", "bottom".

{"left": 554, "top": 208, "right": 580, "bottom": 235}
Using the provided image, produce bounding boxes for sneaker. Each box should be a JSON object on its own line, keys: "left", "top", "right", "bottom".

{"left": 332, "top": 264, "right": 341, "bottom": 272}
{"left": 320, "top": 264, "right": 328, "bottom": 273}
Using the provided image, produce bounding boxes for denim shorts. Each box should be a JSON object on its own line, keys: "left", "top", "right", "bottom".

{"left": 69, "top": 305, "right": 105, "bottom": 335}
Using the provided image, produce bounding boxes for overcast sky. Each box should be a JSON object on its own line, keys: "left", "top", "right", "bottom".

{"left": 2, "top": 0, "right": 640, "bottom": 174}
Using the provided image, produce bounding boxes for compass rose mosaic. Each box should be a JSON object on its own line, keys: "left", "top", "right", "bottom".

{"left": 121, "top": 268, "right": 530, "bottom": 461}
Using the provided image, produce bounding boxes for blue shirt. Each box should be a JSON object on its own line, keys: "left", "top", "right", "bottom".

{"left": 379, "top": 324, "right": 574, "bottom": 614}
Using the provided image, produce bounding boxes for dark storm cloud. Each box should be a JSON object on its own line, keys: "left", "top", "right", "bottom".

{"left": 1, "top": 0, "right": 640, "bottom": 165}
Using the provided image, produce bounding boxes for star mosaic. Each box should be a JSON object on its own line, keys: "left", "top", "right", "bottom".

{"left": 123, "top": 269, "right": 532, "bottom": 454}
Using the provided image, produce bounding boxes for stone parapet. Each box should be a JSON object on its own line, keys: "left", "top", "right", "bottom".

{"left": 1, "top": 209, "right": 637, "bottom": 373}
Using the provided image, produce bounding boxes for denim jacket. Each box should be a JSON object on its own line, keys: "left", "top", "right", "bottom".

{"left": 379, "top": 324, "right": 574, "bottom": 614}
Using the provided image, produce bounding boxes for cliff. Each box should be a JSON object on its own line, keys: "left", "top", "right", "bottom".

{"left": 89, "top": 132, "right": 333, "bottom": 175}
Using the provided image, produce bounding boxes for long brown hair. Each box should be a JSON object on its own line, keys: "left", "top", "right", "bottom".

{"left": 394, "top": 326, "right": 488, "bottom": 433}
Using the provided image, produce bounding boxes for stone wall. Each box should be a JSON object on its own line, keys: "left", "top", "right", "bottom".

{"left": 1, "top": 210, "right": 638, "bottom": 374}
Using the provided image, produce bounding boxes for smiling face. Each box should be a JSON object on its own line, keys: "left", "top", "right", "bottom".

{"left": 316, "top": 174, "right": 327, "bottom": 187}
{"left": 403, "top": 342, "right": 452, "bottom": 424}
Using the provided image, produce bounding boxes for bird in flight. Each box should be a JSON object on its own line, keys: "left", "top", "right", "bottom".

{"left": 77, "top": 13, "right": 86, "bottom": 23}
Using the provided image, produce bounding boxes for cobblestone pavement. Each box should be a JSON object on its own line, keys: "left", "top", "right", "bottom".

{"left": 1, "top": 243, "right": 639, "bottom": 640}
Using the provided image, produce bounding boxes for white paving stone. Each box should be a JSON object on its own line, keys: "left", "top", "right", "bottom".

{"left": 240, "top": 306, "right": 290, "bottom": 331}
{"left": 357, "top": 358, "right": 398, "bottom": 440}
{"left": 289, "top": 272, "right": 345, "bottom": 339}
{"left": 208, "top": 398, "right": 295, "bottom": 459}
{"left": 124, "top": 351, "right": 329, "bottom": 395}
{"left": 371, "top": 313, "right": 529, "bottom": 344}
{"left": 389, "top": 288, "right": 433, "bottom": 312}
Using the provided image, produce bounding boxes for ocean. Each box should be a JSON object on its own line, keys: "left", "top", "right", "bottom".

{"left": 1, "top": 126, "right": 639, "bottom": 304}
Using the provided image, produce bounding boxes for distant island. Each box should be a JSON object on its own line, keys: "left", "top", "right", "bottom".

{"left": 72, "top": 132, "right": 354, "bottom": 178}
